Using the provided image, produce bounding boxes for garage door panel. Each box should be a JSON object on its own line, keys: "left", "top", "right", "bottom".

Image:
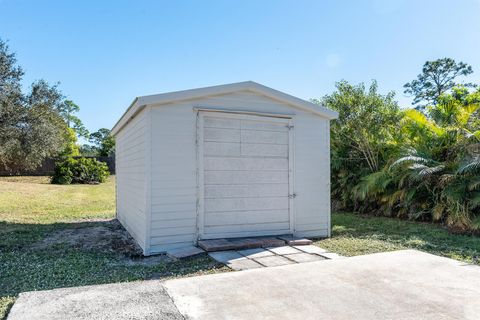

{"left": 205, "top": 210, "right": 289, "bottom": 226}
{"left": 205, "top": 184, "right": 288, "bottom": 198}
{"left": 200, "top": 113, "right": 291, "bottom": 239}
{"left": 205, "top": 170, "right": 288, "bottom": 185}
{"left": 241, "top": 143, "right": 288, "bottom": 157}
{"left": 204, "top": 157, "right": 288, "bottom": 171}
{"left": 204, "top": 142, "right": 240, "bottom": 157}
{"left": 204, "top": 117, "right": 240, "bottom": 129}
{"left": 204, "top": 222, "right": 290, "bottom": 234}
{"left": 204, "top": 128, "right": 240, "bottom": 142}
{"left": 241, "top": 130, "right": 288, "bottom": 144}
{"left": 205, "top": 197, "right": 289, "bottom": 212}
{"left": 241, "top": 120, "right": 288, "bottom": 132}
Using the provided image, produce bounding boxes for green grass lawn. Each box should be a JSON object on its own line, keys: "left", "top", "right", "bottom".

{"left": 0, "top": 176, "right": 226, "bottom": 319}
{"left": 1, "top": 176, "right": 479, "bottom": 319}
{"left": 0, "top": 176, "right": 115, "bottom": 223}
{"left": 316, "top": 212, "right": 480, "bottom": 264}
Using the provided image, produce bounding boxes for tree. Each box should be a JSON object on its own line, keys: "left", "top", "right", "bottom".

{"left": 0, "top": 40, "right": 23, "bottom": 94}
{"left": 58, "top": 127, "right": 80, "bottom": 158}
{"left": 351, "top": 86, "right": 480, "bottom": 230}
{"left": 57, "top": 99, "right": 89, "bottom": 138}
{"left": 321, "top": 80, "right": 402, "bottom": 172}
{"left": 317, "top": 80, "right": 402, "bottom": 210}
{"left": 79, "top": 144, "right": 97, "bottom": 156}
{"left": 0, "top": 39, "right": 67, "bottom": 172}
{"left": 404, "top": 58, "right": 474, "bottom": 108}
{"left": 0, "top": 80, "right": 67, "bottom": 172}
{"left": 0, "top": 41, "right": 25, "bottom": 169}
{"left": 89, "top": 128, "right": 115, "bottom": 156}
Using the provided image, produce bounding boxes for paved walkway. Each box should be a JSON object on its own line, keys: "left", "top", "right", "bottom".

{"left": 8, "top": 280, "right": 183, "bottom": 320}
{"left": 9, "top": 250, "right": 480, "bottom": 320}
{"left": 165, "top": 250, "right": 480, "bottom": 320}
{"left": 208, "top": 245, "right": 342, "bottom": 270}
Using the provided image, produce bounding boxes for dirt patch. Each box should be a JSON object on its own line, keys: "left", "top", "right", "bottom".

{"left": 31, "top": 219, "right": 143, "bottom": 257}
{"left": 120, "top": 255, "right": 172, "bottom": 266}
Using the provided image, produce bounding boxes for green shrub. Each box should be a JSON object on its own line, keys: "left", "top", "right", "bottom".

{"left": 52, "top": 157, "right": 109, "bottom": 184}
{"left": 52, "top": 157, "right": 75, "bottom": 184}
{"left": 323, "top": 80, "right": 480, "bottom": 233}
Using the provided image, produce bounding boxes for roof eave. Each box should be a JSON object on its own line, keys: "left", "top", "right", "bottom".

{"left": 111, "top": 97, "right": 140, "bottom": 136}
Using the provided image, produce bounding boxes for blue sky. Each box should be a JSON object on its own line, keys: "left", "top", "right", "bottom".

{"left": 1, "top": 0, "right": 479, "bottom": 133}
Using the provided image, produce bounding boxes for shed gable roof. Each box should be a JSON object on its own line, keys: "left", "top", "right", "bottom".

{"left": 111, "top": 81, "right": 338, "bottom": 136}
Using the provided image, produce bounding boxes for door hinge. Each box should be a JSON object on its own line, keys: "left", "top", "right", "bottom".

{"left": 288, "top": 193, "right": 297, "bottom": 199}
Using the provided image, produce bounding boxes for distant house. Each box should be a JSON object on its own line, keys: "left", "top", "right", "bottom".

{"left": 111, "top": 81, "right": 338, "bottom": 255}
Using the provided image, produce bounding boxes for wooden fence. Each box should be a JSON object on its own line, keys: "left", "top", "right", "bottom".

{"left": 0, "top": 156, "right": 115, "bottom": 176}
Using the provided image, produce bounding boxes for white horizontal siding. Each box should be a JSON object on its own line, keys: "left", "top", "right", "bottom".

{"left": 205, "top": 222, "right": 290, "bottom": 234}
{"left": 205, "top": 210, "right": 289, "bottom": 226}
{"left": 151, "top": 218, "right": 196, "bottom": 229}
{"left": 205, "top": 171, "right": 288, "bottom": 185}
{"left": 151, "top": 210, "right": 196, "bottom": 222}
{"left": 204, "top": 157, "right": 288, "bottom": 171}
{"left": 241, "top": 130, "right": 288, "bottom": 144}
{"left": 148, "top": 103, "right": 197, "bottom": 253}
{"left": 115, "top": 109, "right": 148, "bottom": 251}
{"left": 241, "top": 143, "right": 288, "bottom": 157}
{"left": 205, "top": 197, "right": 289, "bottom": 212}
{"left": 150, "top": 234, "right": 196, "bottom": 246}
{"left": 205, "top": 184, "right": 288, "bottom": 198}
{"left": 295, "top": 228, "right": 329, "bottom": 238}
{"left": 293, "top": 114, "right": 331, "bottom": 236}
{"left": 152, "top": 202, "right": 196, "bottom": 213}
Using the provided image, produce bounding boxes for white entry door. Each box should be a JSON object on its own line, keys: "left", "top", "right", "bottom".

{"left": 197, "top": 111, "right": 294, "bottom": 239}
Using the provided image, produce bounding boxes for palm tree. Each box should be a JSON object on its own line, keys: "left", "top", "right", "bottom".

{"left": 353, "top": 90, "right": 480, "bottom": 230}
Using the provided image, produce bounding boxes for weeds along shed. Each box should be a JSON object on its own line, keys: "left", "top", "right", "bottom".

{"left": 111, "top": 81, "right": 338, "bottom": 255}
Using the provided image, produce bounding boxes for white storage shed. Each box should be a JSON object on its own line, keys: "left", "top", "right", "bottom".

{"left": 111, "top": 81, "right": 338, "bottom": 255}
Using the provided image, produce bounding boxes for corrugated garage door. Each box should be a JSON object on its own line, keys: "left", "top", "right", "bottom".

{"left": 198, "top": 111, "right": 293, "bottom": 239}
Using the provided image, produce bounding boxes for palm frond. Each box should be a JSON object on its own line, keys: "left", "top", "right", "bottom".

{"left": 383, "top": 189, "right": 406, "bottom": 207}
{"left": 410, "top": 163, "right": 428, "bottom": 170}
{"left": 456, "top": 104, "right": 480, "bottom": 127}
{"left": 469, "top": 192, "right": 480, "bottom": 209}
{"left": 353, "top": 170, "right": 392, "bottom": 200}
{"left": 391, "top": 155, "right": 430, "bottom": 168}
{"left": 417, "top": 164, "right": 446, "bottom": 178}
{"left": 473, "top": 131, "right": 480, "bottom": 141}
{"left": 432, "top": 203, "right": 445, "bottom": 221}
{"left": 468, "top": 177, "right": 480, "bottom": 191}
{"left": 457, "top": 159, "right": 480, "bottom": 174}
{"left": 438, "top": 174, "right": 456, "bottom": 187}
{"left": 404, "top": 109, "right": 445, "bottom": 136}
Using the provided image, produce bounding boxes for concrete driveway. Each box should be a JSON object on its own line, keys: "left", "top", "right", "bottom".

{"left": 8, "top": 250, "right": 480, "bottom": 320}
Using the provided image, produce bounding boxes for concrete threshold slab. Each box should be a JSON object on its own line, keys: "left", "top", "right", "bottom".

{"left": 277, "top": 235, "right": 313, "bottom": 245}
{"left": 198, "top": 236, "right": 285, "bottom": 252}
{"left": 167, "top": 245, "right": 205, "bottom": 259}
